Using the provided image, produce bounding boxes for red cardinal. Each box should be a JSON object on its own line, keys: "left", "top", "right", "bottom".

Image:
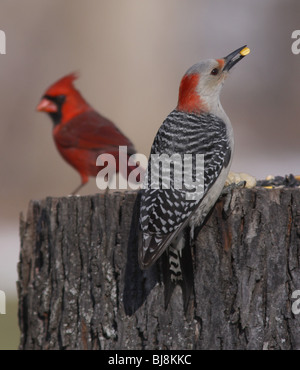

{"left": 37, "top": 73, "right": 139, "bottom": 194}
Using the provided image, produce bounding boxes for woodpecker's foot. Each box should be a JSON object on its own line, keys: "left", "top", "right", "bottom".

{"left": 220, "top": 172, "right": 256, "bottom": 216}
{"left": 222, "top": 180, "right": 246, "bottom": 195}
{"left": 220, "top": 180, "right": 246, "bottom": 218}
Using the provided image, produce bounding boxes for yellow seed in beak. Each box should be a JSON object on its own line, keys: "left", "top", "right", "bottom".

{"left": 240, "top": 47, "right": 250, "bottom": 56}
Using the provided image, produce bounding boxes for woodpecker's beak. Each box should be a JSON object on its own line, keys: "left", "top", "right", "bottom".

{"left": 36, "top": 98, "right": 58, "bottom": 113}
{"left": 223, "top": 45, "right": 248, "bottom": 71}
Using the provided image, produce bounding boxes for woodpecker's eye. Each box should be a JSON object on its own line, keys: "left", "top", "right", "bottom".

{"left": 211, "top": 68, "right": 219, "bottom": 76}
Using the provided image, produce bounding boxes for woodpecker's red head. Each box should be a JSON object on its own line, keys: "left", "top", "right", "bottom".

{"left": 177, "top": 45, "right": 249, "bottom": 115}
{"left": 36, "top": 72, "right": 92, "bottom": 125}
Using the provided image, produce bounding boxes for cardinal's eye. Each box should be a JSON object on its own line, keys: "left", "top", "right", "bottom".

{"left": 57, "top": 95, "right": 66, "bottom": 103}
{"left": 211, "top": 68, "right": 219, "bottom": 76}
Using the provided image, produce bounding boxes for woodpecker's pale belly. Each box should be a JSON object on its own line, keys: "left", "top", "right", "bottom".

{"left": 189, "top": 126, "right": 233, "bottom": 228}
{"left": 189, "top": 163, "right": 231, "bottom": 227}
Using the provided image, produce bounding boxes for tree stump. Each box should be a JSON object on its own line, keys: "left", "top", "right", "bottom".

{"left": 18, "top": 189, "right": 300, "bottom": 350}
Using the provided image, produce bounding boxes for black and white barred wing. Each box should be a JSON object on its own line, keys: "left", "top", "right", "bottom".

{"left": 138, "top": 110, "right": 231, "bottom": 269}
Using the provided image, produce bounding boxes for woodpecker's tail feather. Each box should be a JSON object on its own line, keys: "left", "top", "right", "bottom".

{"left": 162, "top": 228, "right": 194, "bottom": 314}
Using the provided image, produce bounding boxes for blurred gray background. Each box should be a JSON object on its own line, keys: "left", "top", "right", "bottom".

{"left": 0, "top": 0, "right": 300, "bottom": 347}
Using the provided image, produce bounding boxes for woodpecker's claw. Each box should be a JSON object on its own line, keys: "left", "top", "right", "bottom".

{"left": 220, "top": 180, "right": 247, "bottom": 218}
{"left": 221, "top": 172, "right": 256, "bottom": 217}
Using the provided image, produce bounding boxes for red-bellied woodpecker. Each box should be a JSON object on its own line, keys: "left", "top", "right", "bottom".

{"left": 138, "top": 45, "right": 250, "bottom": 312}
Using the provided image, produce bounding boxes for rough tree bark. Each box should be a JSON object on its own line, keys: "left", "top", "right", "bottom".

{"left": 18, "top": 189, "right": 300, "bottom": 350}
